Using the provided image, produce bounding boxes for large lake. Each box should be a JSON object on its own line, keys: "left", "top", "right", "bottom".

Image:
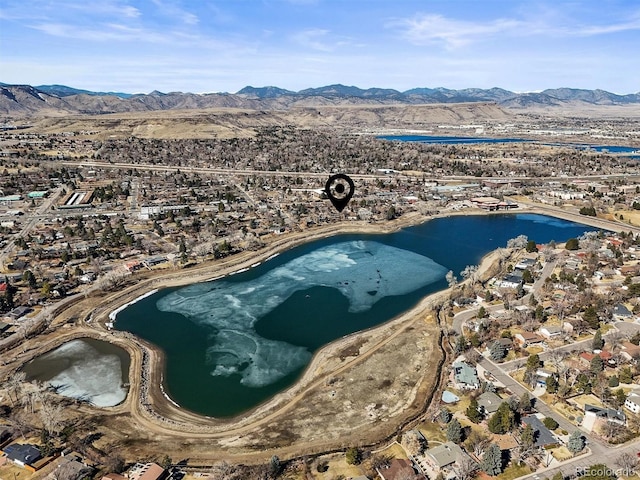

{"left": 377, "top": 135, "right": 640, "bottom": 158}
{"left": 115, "top": 214, "right": 596, "bottom": 417}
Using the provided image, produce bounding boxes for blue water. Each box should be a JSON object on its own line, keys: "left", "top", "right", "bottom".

{"left": 378, "top": 135, "right": 639, "bottom": 158}
{"left": 377, "top": 135, "right": 529, "bottom": 145}
{"left": 115, "top": 213, "right": 598, "bottom": 417}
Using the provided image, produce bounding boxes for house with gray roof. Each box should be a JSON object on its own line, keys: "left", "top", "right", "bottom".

{"left": 613, "top": 304, "right": 633, "bottom": 321}
{"left": 522, "top": 415, "right": 559, "bottom": 448}
{"left": 452, "top": 361, "right": 480, "bottom": 390}
{"left": 477, "top": 391, "right": 503, "bottom": 415}
{"left": 581, "top": 404, "right": 626, "bottom": 432}
{"left": 424, "top": 441, "right": 473, "bottom": 471}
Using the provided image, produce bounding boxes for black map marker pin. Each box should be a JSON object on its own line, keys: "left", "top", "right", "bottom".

{"left": 325, "top": 173, "right": 355, "bottom": 212}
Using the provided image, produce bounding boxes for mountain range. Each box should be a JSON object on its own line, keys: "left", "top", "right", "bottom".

{"left": 1, "top": 82, "right": 639, "bottom": 116}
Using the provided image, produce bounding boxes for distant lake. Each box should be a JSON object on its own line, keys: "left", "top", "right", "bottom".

{"left": 115, "top": 214, "right": 597, "bottom": 417}
{"left": 378, "top": 135, "right": 640, "bottom": 158}
{"left": 377, "top": 135, "right": 529, "bottom": 145}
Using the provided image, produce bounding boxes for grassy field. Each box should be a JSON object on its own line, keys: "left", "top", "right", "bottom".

{"left": 552, "top": 446, "right": 574, "bottom": 461}
{"left": 312, "top": 453, "right": 365, "bottom": 480}
{"left": 417, "top": 420, "right": 447, "bottom": 444}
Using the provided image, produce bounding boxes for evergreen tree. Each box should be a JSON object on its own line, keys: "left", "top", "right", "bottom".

{"left": 488, "top": 402, "right": 516, "bottom": 434}
{"left": 489, "top": 341, "right": 507, "bottom": 361}
{"left": 519, "top": 392, "right": 532, "bottom": 413}
{"left": 526, "top": 354, "right": 541, "bottom": 370}
{"left": 543, "top": 417, "right": 559, "bottom": 430}
{"left": 565, "top": 238, "right": 580, "bottom": 250}
{"left": 590, "top": 355, "right": 604, "bottom": 374}
{"left": 619, "top": 366, "right": 633, "bottom": 384}
{"left": 546, "top": 375, "right": 559, "bottom": 394}
{"left": 454, "top": 335, "right": 467, "bottom": 355}
{"left": 567, "top": 431, "right": 585, "bottom": 455}
{"left": 446, "top": 418, "right": 463, "bottom": 444}
{"left": 440, "top": 408, "right": 452, "bottom": 424}
{"left": 269, "top": 455, "right": 282, "bottom": 477}
{"left": 466, "top": 398, "right": 482, "bottom": 424}
{"left": 526, "top": 240, "right": 538, "bottom": 253}
{"left": 345, "top": 447, "right": 361, "bottom": 465}
{"left": 481, "top": 443, "right": 503, "bottom": 476}
{"left": 592, "top": 329, "right": 604, "bottom": 350}
{"left": 583, "top": 306, "right": 599, "bottom": 329}
{"left": 516, "top": 424, "right": 536, "bottom": 463}
{"left": 521, "top": 423, "right": 535, "bottom": 449}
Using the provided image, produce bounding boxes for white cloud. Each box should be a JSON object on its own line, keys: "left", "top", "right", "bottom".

{"left": 31, "top": 22, "right": 168, "bottom": 43}
{"left": 291, "top": 28, "right": 333, "bottom": 51}
{"left": 570, "top": 17, "right": 640, "bottom": 36}
{"left": 391, "top": 13, "right": 523, "bottom": 49}
{"left": 150, "top": 0, "right": 199, "bottom": 26}
{"left": 391, "top": 9, "right": 640, "bottom": 49}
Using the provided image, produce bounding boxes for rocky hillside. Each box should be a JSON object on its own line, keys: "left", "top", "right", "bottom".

{"left": 1, "top": 82, "right": 639, "bottom": 116}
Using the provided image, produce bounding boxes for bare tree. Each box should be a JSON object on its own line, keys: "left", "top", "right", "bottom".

{"left": 600, "top": 420, "right": 625, "bottom": 441}
{"left": 5, "top": 371, "right": 26, "bottom": 406}
{"left": 39, "top": 399, "right": 63, "bottom": 436}
{"left": 402, "top": 430, "right": 425, "bottom": 456}
{"left": 507, "top": 235, "right": 528, "bottom": 249}
{"left": 395, "top": 467, "right": 421, "bottom": 480}
{"left": 453, "top": 455, "right": 478, "bottom": 480}
{"left": 465, "top": 430, "right": 491, "bottom": 457}
{"left": 607, "top": 330, "right": 624, "bottom": 353}
{"left": 615, "top": 452, "right": 639, "bottom": 473}
{"left": 465, "top": 348, "right": 481, "bottom": 364}
{"left": 209, "top": 461, "right": 243, "bottom": 480}
{"left": 446, "top": 270, "right": 458, "bottom": 288}
{"left": 461, "top": 265, "right": 479, "bottom": 285}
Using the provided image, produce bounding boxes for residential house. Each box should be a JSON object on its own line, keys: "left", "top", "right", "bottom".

{"left": 452, "top": 361, "right": 480, "bottom": 390}
{"left": 582, "top": 404, "right": 626, "bottom": 432}
{"left": 579, "top": 351, "right": 616, "bottom": 368}
{"left": 377, "top": 459, "right": 416, "bottom": 480}
{"left": 477, "top": 391, "right": 503, "bottom": 416}
{"left": 514, "top": 332, "right": 545, "bottom": 348}
{"left": 613, "top": 304, "right": 634, "bottom": 321}
{"left": 498, "top": 271, "right": 524, "bottom": 289}
{"left": 515, "top": 258, "right": 537, "bottom": 270}
{"left": 624, "top": 392, "right": 640, "bottom": 414}
{"left": 539, "top": 325, "right": 563, "bottom": 340}
{"left": 47, "top": 454, "right": 95, "bottom": 480}
{"left": 102, "top": 474, "right": 127, "bottom": 480}
{"left": 620, "top": 341, "right": 640, "bottom": 363}
{"left": 522, "top": 416, "right": 559, "bottom": 448}
{"left": 536, "top": 369, "right": 555, "bottom": 387}
{"left": 7, "top": 305, "right": 32, "bottom": 320}
{"left": 2, "top": 443, "right": 42, "bottom": 469}
{"left": 424, "top": 441, "right": 471, "bottom": 471}
{"left": 128, "top": 463, "right": 167, "bottom": 480}
{"left": 494, "top": 337, "right": 513, "bottom": 351}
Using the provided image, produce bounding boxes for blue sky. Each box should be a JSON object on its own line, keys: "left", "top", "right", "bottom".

{"left": 1, "top": 0, "right": 639, "bottom": 94}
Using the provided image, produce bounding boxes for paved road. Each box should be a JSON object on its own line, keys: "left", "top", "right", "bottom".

{"left": 452, "top": 302, "right": 506, "bottom": 334}
{"left": 478, "top": 343, "right": 640, "bottom": 479}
